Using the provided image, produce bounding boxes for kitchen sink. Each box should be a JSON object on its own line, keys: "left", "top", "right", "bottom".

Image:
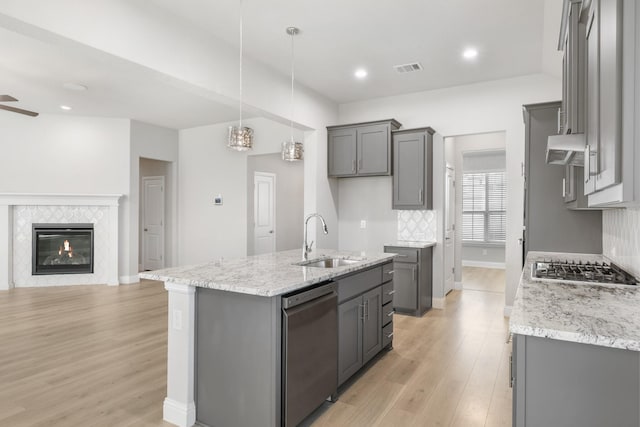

{"left": 295, "top": 257, "right": 362, "bottom": 268}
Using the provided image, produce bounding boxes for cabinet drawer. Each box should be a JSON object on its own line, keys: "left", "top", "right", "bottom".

{"left": 382, "top": 302, "right": 394, "bottom": 327}
{"left": 337, "top": 266, "right": 382, "bottom": 303}
{"left": 382, "top": 322, "right": 394, "bottom": 348}
{"left": 382, "top": 281, "right": 395, "bottom": 305}
{"left": 388, "top": 247, "right": 418, "bottom": 263}
{"left": 382, "top": 262, "right": 394, "bottom": 282}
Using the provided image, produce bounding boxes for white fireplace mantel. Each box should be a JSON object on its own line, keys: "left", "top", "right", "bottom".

{"left": 0, "top": 193, "right": 122, "bottom": 290}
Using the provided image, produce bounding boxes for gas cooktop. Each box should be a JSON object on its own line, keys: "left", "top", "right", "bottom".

{"left": 531, "top": 259, "right": 637, "bottom": 286}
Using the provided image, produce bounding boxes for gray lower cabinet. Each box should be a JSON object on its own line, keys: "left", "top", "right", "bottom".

{"left": 338, "top": 286, "right": 382, "bottom": 385}
{"left": 384, "top": 246, "right": 432, "bottom": 316}
{"left": 511, "top": 334, "right": 640, "bottom": 427}
{"left": 392, "top": 127, "right": 434, "bottom": 210}
{"left": 327, "top": 119, "right": 401, "bottom": 178}
{"left": 337, "top": 261, "right": 393, "bottom": 386}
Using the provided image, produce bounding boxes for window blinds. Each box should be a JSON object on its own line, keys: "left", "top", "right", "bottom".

{"left": 462, "top": 171, "right": 506, "bottom": 243}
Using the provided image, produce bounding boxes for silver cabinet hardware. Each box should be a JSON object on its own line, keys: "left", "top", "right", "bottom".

{"left": 386, "top": 332, "right": 394, "bottom": 339}
{"left": 562, "top": 178, "right": 566, "bottom": 198}
{"left": 387, "top": 270, "right": 395, "bottom": 275}
{"left": 418, "top": 188, "right": 423, "bottom": 203}
{"left": 387, "top": 310, "right": 394, "bottom": 317}
{"left": 509, "top": 354, "right": 514, "bottom": 388}
{"left": 387, "top": 289, "right": 396, "bottom": 295}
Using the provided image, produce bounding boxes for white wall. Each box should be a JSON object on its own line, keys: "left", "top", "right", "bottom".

{"left": 178, "top": 118, "right": 305, "bottom": 265}
{"left": 449, "top": 133, "right": 507, "bottom": 279}
{"left": 129, "top": 120, "right": 178, "bottom": 283}
{"left": 0, "top": 113, "right": 131, "bottom": 278}
{"left": 338, "top": 74, "right": 561, "bottom": 310}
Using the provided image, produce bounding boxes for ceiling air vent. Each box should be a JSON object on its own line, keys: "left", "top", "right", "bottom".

{"left": 393, "top": 62, "right": 423, "bottom": 74}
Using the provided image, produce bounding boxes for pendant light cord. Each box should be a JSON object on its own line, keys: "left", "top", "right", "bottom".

{"left": 239, "top": 0, "right": 243, "bottom": 130}
{"left": 289, "top": 30, "right": 295, "bottom": 142}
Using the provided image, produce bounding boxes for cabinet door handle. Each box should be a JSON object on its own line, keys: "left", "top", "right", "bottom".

{"left": 387, "top": 290, "right": 396, "bottom": 295}
{"left": 387, "top": 270, "right": 395, "bottom": 275}
{"left": 358, "top": 159, "right": 363, "bottom": 170}
{"left": 387, "top": 310, "right": 395, "bottom": 317}
{"left": 509, "top": 354, "right": 514, "bottom": 388}
{"left": 562, "top": 178, "right": 566, "bottom": 198}
{"left": 386, "top": 332, "right": 394, "bottom": 339}
{"left": 359, "top": 304, "right": 365, "bottom": 321}
{"left": 365, "top": 299, "right": 370, "bottom": 320}
{"left": 418, "top": 188, "right": 423, "bottom": 203}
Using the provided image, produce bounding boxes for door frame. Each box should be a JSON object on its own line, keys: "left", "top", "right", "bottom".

{"left": 444, "top": 165, "right": 455, "bottom": 295}
{"left": 253, "top": 171, "right": 276, "bottom": 255}
{"left": 141, "top": 175, "right": 165, "bottom": 271}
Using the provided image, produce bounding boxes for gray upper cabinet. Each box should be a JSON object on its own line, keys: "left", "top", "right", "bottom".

{"left": 327, "top": 119, "right": 401, "bottom": 178}
{"left": 561, "top": 0, "right": 587, "bottom": 135}
{"left": 392, "top": 127, "right": 434, "bottom": 210}
{"left": 328, "top": 127, "right": 357, "bottom": 176}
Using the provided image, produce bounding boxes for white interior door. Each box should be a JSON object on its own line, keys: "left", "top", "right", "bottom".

{"left": 142, "top": 176, "right": 165, "bottom": 271}
{"left": 254, "top": 172, "right": 276, "bottom": 255}
{"left": 444, "top": 166, "right": 455, "bottom": 294}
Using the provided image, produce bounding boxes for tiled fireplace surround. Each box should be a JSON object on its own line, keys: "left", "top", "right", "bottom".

{"left": 0, "top": 194, "right": 121, "bottom": 290}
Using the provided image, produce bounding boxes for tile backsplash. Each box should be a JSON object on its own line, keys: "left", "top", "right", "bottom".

{"left": 397, "top": 210, "right": 437, "bottom": 242}
{"left": 603, "top": 207, "right": 640, "bottom": 279}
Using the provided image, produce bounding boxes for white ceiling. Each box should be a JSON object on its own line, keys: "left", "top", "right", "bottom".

{"left": 0, "top": 0, "right": 562, "bottom": 129}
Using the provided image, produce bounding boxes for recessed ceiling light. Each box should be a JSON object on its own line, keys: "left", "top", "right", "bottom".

{"left": 463, "top": 48, "right": 478, "bottom": 60}
{"left": 354, "top": 68, "right": 368, "bottom": 79}
{"left": 60, "top": 105, "right": 72, "bottom": 111}
{"left": 62, "top": 82, "right": 88, "bottom": 91}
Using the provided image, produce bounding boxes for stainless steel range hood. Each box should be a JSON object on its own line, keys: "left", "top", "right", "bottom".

{"left": 545, "top": 133, "right": 585, "bottom": 166}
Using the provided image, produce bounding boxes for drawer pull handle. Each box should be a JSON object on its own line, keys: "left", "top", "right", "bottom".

{"left": 387, "top": 310, "right": 394, "bottom": 317}
{"left": 387, "top": 290, "right": 396, "bottom": 295}
{"left": 387, "top": 270, "right": 395, "bottom": 274}
{"left": 396, "top": 254, "right": 408, "bottom": 258}
{"left": 386, "top": 332, "right": 394, "bottom": 339}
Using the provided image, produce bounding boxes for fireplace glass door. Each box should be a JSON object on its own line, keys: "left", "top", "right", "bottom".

{"left": 32, "top": 224, "right": 94, "bottom": 275}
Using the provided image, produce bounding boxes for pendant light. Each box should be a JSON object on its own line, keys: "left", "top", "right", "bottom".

{"left": 281, "top": 27, "right": 304, "bottom": 161}
{"left": 227, "top": 0, "right": 253, "bottom": 151}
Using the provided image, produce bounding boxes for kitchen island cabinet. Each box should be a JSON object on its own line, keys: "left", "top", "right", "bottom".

{"left": 510, "top": 251, "right": 640, "bottom": 427}
{"left": 141, "top": 249, "right": 395, "bottom": 427}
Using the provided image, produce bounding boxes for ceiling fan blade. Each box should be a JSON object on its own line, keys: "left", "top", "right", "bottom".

{"left": 0, "top": 104, "right": 39, "bottom": 117}
{"left": 0, "top": 95, "right": 18, "bottom": 102}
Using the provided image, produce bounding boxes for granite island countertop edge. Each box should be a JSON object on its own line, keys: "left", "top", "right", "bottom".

{"left": 139, "top": 249, "right": 396, "bottom": 297}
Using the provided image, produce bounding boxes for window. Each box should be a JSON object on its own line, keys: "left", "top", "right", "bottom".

{"left": 462, "top": 171, "right": 506, "bottom": 243}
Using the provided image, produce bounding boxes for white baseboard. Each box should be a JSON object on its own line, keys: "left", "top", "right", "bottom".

{"left": 454, "top": 281, "right": 463, "bottom": 290}
{"left": 462, "top": 260, "right": 506, "bottom": 269}
{"left": 503, "top": 305, "right": 512, "bottom": 317}
{"left": 119, "top": 274, "right": 140, "bottom": 285}
{"left": 163, "top": 397, "right": 196, "bottom": 427}
{"left": 432, "top": 297, "right": 445, "bottom": 309}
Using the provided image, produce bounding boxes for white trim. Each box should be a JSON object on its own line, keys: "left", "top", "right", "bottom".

{"left": 462, "top": 260, "right": 506, "bottom": 269}
{"left": 165, "top": 282, "right": 196, "bottom": 295}
{"left": 0, "top": 193, "right": 122, "bottom": 206}
{"left": 503, "top": 305, "right": 512, "bottom": 317}
{"left": 119, "top": 274, "right": 140, "bottom": 285}
{"left": 454, "top": 281, "right": 463, "bottom": 290}
{"left": 432, "top": 297, "right": 445, "bottom": 309}
{"left": 163, "top": 397, "right": 196, "bottom": 427}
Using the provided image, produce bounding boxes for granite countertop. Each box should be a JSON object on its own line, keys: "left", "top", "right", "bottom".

{"left": 510, "top": 251, "right": 640, "bottom": 351}
{"left": 384, "top": 241, "right": 436, "bottom": 249}
{"left": 139, "top": 249, "right": 395, "bottom": 297}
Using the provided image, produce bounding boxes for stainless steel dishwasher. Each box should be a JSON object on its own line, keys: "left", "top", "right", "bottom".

{"left": 282, "top": 281, "right": 338, "bottom": 426}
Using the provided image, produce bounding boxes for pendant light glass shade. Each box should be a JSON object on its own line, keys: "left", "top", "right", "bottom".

{"left": 282, "top": 27, "right": 303, "bottom": 161}
{"left": 227, "top": 0, "right": 253, "bottom": 151}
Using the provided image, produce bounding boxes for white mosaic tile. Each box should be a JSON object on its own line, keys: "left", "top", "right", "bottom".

{"left": 13, "top": 205, "right": 110, "bottom": 286}
{"left": 603, "top": 207, "right": 640, "bottom": 279}
{"left": 397, "top": 210, "right": 436, "bottom": 242}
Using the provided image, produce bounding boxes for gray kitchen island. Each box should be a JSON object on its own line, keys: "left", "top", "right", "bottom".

{"left": 509, "top": 251, "right": 640, "bottom": 427}
{"left": 141, "top": 249, "right": 396, "bottom": 427}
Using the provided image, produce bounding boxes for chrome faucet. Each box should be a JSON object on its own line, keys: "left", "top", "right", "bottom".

{"left": 303, "top": 213, "right": 328, "bottom": 260}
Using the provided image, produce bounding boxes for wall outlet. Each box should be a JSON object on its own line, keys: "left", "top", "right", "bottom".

{"left": 360, "top": 220, "right": 367, "bottom": 229}
{"left": 214, "top": 194, "right": 223, "bottom": 205}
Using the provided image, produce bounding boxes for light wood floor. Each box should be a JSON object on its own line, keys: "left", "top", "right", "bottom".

{"left": 462, "top": 267, "right": 506, "bottom": 294}
{"left": 0, "top": 271, "right": 511, "bottom": 427}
